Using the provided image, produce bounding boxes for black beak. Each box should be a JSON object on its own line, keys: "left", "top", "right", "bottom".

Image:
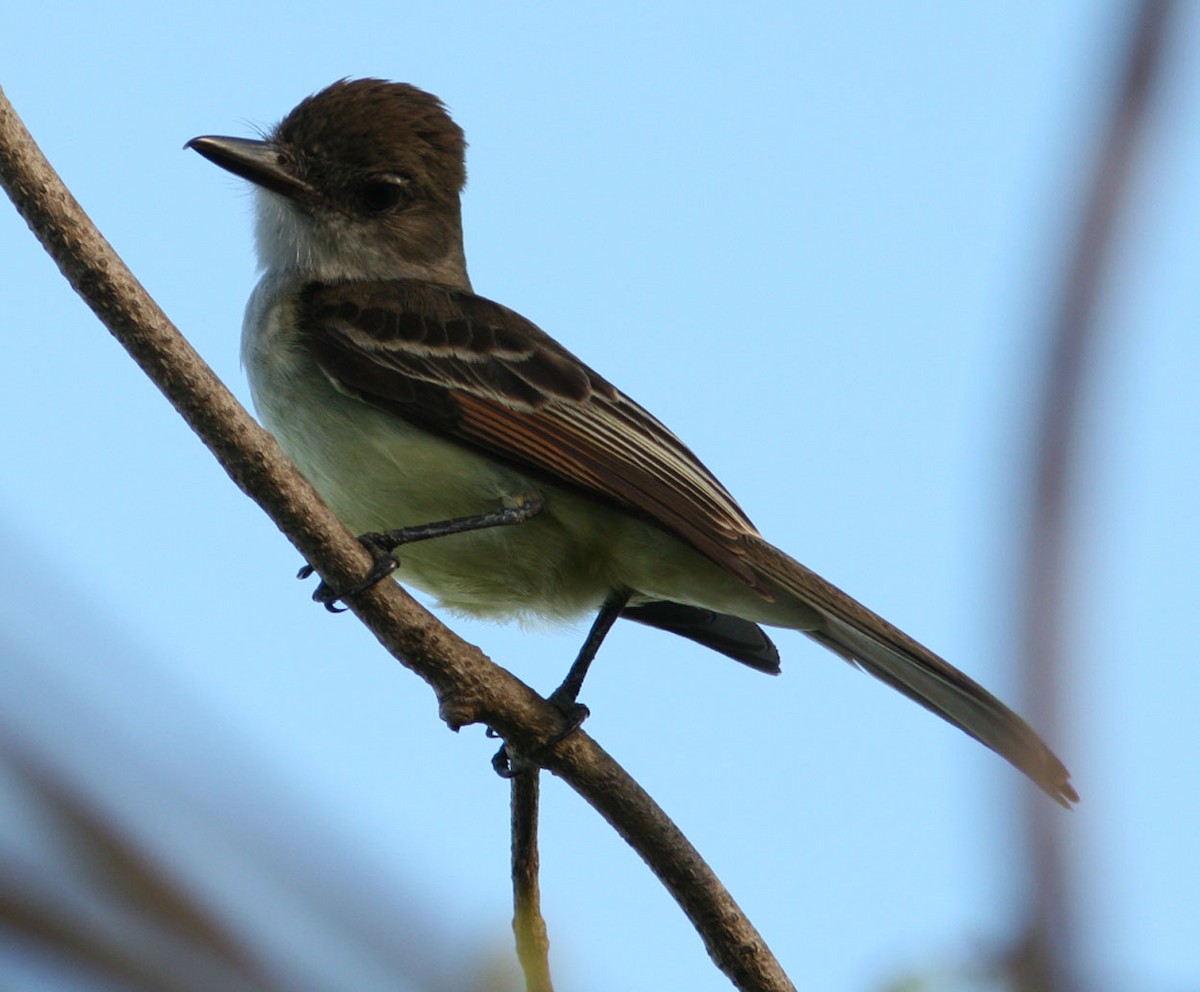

{"left": 186, "top": 135, "right": 313, "bottom": 201}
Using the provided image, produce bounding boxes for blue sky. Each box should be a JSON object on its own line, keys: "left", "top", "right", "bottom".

{"left": 3, "top": 3, "right": 1199, "bottom": 990}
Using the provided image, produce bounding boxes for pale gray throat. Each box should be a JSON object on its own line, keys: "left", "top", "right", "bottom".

{"left": 252, "top": 189, "right": 472, "bottom": 289}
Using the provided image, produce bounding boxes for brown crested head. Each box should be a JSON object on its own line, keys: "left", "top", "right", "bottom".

{"left": 274, "top": 78, "right": 467, "bottom": 207}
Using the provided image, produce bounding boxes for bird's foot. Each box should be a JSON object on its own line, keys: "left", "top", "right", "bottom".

{"left": 297, "top": 532, "right": 401, "bottom": 613}
{"left": 490, "top": 697, "right": 591, "bottom": 778}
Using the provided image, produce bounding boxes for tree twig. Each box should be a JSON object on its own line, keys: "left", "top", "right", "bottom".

{"left": 0, "top": 84, "right": 796, "bottom": 992}
{"left": 511, "top": 770, "right": 554, "bottom": 992}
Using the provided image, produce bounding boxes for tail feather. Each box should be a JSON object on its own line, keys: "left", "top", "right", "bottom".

{"left": 743, "top": 537, "right": 1077, "bottom": 806}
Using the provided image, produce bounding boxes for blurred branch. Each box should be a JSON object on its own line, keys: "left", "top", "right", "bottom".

{"left": 1014, "top": 2, "right": 1177, "bottom": 989}
{"left": 0, "top": 86, "right": 795, "bottom": 992}
{"left": 0, "top": 740, "right": 271, "bottom": 992}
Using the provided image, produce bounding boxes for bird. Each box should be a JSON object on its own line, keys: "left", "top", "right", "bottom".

{"left": 187, "top": 78, "right": 1076, "bottom": 805}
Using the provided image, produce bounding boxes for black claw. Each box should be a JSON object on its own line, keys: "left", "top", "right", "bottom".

{"left": 316, "top": 589, "right": 348, "bottom": 613}
{"left": 311, "top": 577, "right": 346, "bottom": 610}
{"left": 492, "top": 743, "right": 520, "bottom": 778}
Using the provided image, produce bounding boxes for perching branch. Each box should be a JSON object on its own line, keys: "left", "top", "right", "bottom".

{"left": 0, "top": 85, "right": 795, "bottom": 992}
{"left": 511, "top": 771, "right": 554, "bottom": 992}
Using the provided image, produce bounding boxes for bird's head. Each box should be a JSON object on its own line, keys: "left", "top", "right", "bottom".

{"left": 188, "top": 79, "right": 469, "bottom": 285}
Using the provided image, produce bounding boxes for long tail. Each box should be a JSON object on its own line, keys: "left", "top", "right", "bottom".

{"left": 743, "top": 537, "right": 1077, "bottom": 806}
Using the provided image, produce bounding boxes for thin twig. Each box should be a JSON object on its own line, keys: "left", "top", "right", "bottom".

{"left": 1014, "top": 2, "right": 1176, "bottom": 989}
{"left": 511, "top": 771, "right": 554, "bottom": 992}
{"left": 0, "top": 85, "right": 795, "bottom": 992}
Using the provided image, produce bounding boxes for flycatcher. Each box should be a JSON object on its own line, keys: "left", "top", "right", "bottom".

{"left": 188, "top": 79, "right": 1075, "bottom": 804}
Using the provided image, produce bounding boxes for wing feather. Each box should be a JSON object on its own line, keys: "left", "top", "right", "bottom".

{"left": 299, "top": 279, "right": 765, "bottom": 589}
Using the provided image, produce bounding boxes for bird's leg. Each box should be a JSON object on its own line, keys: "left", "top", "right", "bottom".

{"left": 547, "top": 588, "right": 632, "bottom": 713}
{"left": 300, "top": 494, "right": 546, "bottom": 611}
{"left": 493, "top": 588, "right": 632, "bottom": 777}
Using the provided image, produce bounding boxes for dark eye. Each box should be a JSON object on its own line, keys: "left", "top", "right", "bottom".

{"left": 359, "top": 174, "right": 413, "bottom": 213}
